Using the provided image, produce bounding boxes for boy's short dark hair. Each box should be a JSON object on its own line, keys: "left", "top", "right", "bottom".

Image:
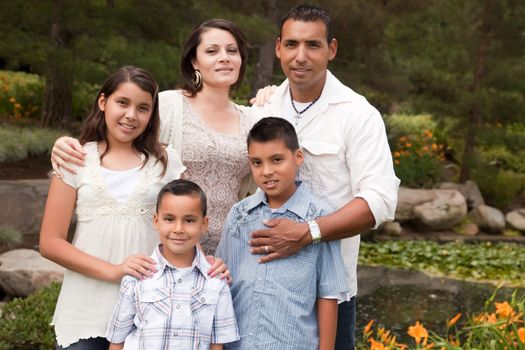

{"left": 247, "top": 117, "right": 299, "bottom": 152}
{"left": 156, "top": 179, "right": 207, "bottom": 216}
{"left": 280, "top": 4, "right": 333, "bottom": 42}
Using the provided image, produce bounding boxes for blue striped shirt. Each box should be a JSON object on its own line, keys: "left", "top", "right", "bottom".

{"left": 106, "top": 245, "right": 239, "bottom": 349}
{"left": 216, "top": 182, "right": 349, "bottom": 349}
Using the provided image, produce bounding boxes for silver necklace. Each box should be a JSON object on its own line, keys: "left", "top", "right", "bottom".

{"left": 289, "top": 87, "right": 321, "bottom": 125}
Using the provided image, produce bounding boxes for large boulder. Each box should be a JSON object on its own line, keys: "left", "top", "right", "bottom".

{"left": 506, "top": 209, "right": 525, "bottom": 232}
{"left": 0, "top": 249, "right": 64, "bottom": 297}
{"left": 0, "top": 179, "right": 50, "bottom": 249}
{"left": 396, "top": 187, "right": 468, "bottom": 230}
{"left": 469, "top": 205, "right": 506, "bottom": 234}
{"left": 439, "top": 180, "right": 484, "bottom": 210}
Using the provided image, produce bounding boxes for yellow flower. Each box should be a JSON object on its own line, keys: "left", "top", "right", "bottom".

{"left": 407, "top": 321, "right": 428, "bottom": 345}
{"left": 364, "top": 320, "right": 374, "bottom": 334}
{"left": 495, "top": 301, "right": 513, "bottom": 318}
{"left": 518, "top": 327, "right": 525, "bottom": 343}
{"left": 447, "top": 313, "right": 461, "bottom": 328}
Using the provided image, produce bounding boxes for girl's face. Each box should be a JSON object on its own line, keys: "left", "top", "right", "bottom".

{"left": 98, "top": 82, "right": 153, "bottom": 147}
{"left": 192, "top": 28, "right": 242, "bottom": 90}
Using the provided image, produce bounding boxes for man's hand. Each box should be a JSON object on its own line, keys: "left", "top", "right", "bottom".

{"left": 249, "top": 218, "right": 311, "bottom": 263}
{"left": 51, "top": 136, "right": 86, "bottom": 177}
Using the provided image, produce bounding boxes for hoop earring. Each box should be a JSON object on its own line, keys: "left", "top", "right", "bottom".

{"left": 192, "top": 70, "right": 202, "bottom": 90}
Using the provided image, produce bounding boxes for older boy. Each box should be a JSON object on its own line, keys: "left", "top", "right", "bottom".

{"left": 106, "top": 180, "right": 239, "bottom": 350}
{"left": 216, "top": 117, "right": 348, "bottom": 350}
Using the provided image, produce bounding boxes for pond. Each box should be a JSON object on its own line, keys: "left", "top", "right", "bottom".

{"left": 356, "top": 265, "right": 525, "bottom": 343}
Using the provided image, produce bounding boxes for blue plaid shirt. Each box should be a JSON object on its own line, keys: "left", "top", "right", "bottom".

{"left": 106, "top": 245, "right": 239, "bottom": 349}
{"left": 216, "top": 182, "right": 349, "bottom": 349}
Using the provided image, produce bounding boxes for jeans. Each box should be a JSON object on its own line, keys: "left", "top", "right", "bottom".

{"left": 56, "top": 337, "right": 109, "bottom": 350}
{"left": 335, "top": 296, "right": 356, "bottom": 350}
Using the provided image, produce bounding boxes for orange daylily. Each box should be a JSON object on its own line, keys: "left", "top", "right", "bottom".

{"left": 364, "top": 320, "right": 375, "bottom": 334}
{"left": 495, "top": 301, "right": 514, "bottom": 318}
{"left": 447, "top": 313, "right": 462, "bottom": 328}
{"left": 407, "top": 321, "right": 428, "bottom": 345}
{"left": 369, "top": 338, "right": 389, "bottom": 350}
{"left": 518, "top": 327, "right": 525, "bottom": 343}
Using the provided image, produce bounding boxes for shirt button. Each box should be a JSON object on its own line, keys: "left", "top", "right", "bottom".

{"left": 200, "top": 297, "right": 206, "bottom": 302}
{"left": 257, "top": 277, "right": 262, "bottom": 281}
{"left": 174, "top": 331, "right": 178, "bottom": 336}
{"left": 176, "top": 304, "right": 181, "bottom": 309}
{"left": 249, "top": 332, "right": 254, "bottom": 336}
{"left": 177, "top": 278, "right": 182, "bottom": 283}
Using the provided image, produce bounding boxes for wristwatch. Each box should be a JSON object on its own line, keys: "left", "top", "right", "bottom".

{"left": 307, "top": 220, "right": 321, "bottom": 244}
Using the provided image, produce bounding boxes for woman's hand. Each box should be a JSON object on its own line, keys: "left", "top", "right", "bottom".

{"left": 249, "top": 85, "right": 278, "bottom": 106}
{"left": 206, "top": 256, "right": 232, "bottom": 284}
{"left": 114, "top": 254, "right": 158, "bottom": 283}
{"left": 51, "top": 136, "right": 86, "bottom": 177}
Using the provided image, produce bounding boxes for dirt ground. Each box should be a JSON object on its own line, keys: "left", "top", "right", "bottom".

{"left": 0, "top": 154, "right": 52, "bottom": 180}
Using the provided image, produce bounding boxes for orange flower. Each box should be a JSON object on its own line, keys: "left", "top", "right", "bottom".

{"left": 424, "top": 130, "right": 433, "bottom": 138}
{"left": 369, "top": 338, "right": 389, "bottom": 350}
{"left": 394, "top": 159, "right": 400, "bottom": 165}
{"left": 393, "top": 151, "right": 401, "bottom": 158}
{"left": 364, "top": 320, "right": 374, "bottom": 334}
{"left": 447, "top": 313, "right": 461, "bottom": 328}
{"left": 518, "top": 327, "right": 525, "bottom": 343}
{"left": 495, "top": 301, "right": 514, "bottom": 318}
{"left": 407, "top": 321, "right": 428, "bottom": 345}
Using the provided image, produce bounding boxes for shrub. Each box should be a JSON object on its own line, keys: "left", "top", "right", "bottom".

{"left": 0, "top": 71, "right": 44, "bottom": 121}
{"left": 0, "top": 125, "right": 64, "bottom": 163}
{"left": 0, "top": 282, "right": 60, "bottom": 350}
{"left": 385, "top": 114, "right": 445, "bottom": 188}
{"left": 472, "top": 165, "right": 525, "bottom": 210}
{"left": 0, "top": 227, "right": 22, "bottom": 254}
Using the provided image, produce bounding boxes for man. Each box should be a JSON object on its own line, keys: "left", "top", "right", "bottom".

{"left": 249, "top": 4, "right": 400, "bottom": 349}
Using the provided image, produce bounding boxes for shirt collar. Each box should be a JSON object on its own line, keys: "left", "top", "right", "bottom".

{"left": 268, "top": 70, "right": 355, "bottom": 116}
{"left": 151, "top": 244, "right": 212, "bottom": 281}
{"left": 244, "top": 181, "right": 313, "bottom": 220}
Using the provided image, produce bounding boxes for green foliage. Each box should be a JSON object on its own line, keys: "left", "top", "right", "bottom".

{"left": 0, "top": 282, "right": 60, "bottom": 350}
{"left": 0, "top": 71, "right": 44, "bottom": 120}
{"left": 472, "top": 164, "right": 525, "bottom": 210}
{"left": 386, "top": 114, "right": 444, "bottom": 188}
{"left": 359, "top": 240, "right": 525, "bottom": 287}
{"left": 0, "top": 227, "right": 22, "bottom": 253}
{"left": 0, "top": 125, "right": 64, "bottom": 162}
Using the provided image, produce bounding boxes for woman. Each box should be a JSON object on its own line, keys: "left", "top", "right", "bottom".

{"left": 52, "top": 19, "right": 254, "bottom": 255}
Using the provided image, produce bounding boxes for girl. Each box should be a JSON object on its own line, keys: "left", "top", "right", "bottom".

{"left": 52, "top": 19, "right": 257, "bottom": 255}
{"left": 40, "top": 66, "right": 186, "bottom": 349}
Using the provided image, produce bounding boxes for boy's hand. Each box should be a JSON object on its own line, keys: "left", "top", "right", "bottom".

{"left": 206, "top": 256, "right": 232, "bottom": 284}
{"left": 51, "top": 136, "right": 86, "bottom": 177}
{"left": 249, "top": 218, "right": 311, "bottom": 263}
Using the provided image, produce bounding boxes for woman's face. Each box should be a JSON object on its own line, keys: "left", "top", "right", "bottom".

{"left": 192, "top": 28, "right": 242, "bottom": 90}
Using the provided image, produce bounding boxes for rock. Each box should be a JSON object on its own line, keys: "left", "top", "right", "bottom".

{"left": 396, "top": 187, "right": 436, "bottom": 221}
{"left": 463, "top": 223, "right": 480, "bottom": 236}
{"left": 469, "top": 205, "right": 506, "bottom": 234}
{"left": 380, "top": 221, "right": 403, "bottom": 236}
{"left": 506, "top": 209, "right": 525, "bottom": 232}
{"left": 0, "top": 180, "right": 50, "bottom": 249}
{"left": 0, "top": 249, "right": 64, "bottom": 297}
{"left": 439, "top": 180, "right": 484, "bottom": 210}
{"left": 413, "top": 190, "right": 468, "bottom": 230}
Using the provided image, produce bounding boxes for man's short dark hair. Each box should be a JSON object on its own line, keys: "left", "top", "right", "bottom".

{"left": 156, "top": 179, "right": 207, "bottom": 216}
{"left": 247, "top": 117, "right": 299, "bottom": 152}
{"left": 280, "top": 4, "right": 333, "bottom": 42}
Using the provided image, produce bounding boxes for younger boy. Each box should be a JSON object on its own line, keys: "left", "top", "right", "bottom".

{"left": 216, "top": 117, "right": 349, "bottom": 350}
{"left": 106, "top": 179, "right": 239, "bottom": 350}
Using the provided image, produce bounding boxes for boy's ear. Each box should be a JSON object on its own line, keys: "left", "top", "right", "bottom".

{"left": 98, "top": 93, "right": 106, "bottom": 112}
{"left": 202, "top": 216, "right": 209, "bottom": 233}
{"left": 294, "top": 148, "right": 304, "bottom": 166}
{"left": 153, "top": 213, "right": 159, "bottom": 230}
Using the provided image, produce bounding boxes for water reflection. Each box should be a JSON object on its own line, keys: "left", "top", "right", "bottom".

{"left": 356, "top": 266, "right": 524, "bottom": 342}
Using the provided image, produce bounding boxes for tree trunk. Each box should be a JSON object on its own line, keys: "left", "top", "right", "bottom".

{"left": 459, "top": 0, "right": 492, "bottom": 182}
{"left": 250, "top": 0, "right": 278, "bottom": 97}
{"left": 41, "top": 0, "right": 72, "bottom": 128}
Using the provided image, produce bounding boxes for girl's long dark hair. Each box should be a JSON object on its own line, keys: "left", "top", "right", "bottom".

{"left": 79, "top": 66, "right": 167, "bottom": 176}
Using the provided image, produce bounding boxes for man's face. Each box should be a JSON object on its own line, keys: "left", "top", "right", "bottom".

{"left": 276, "top": 19, "right": 337, "bottom": 100}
